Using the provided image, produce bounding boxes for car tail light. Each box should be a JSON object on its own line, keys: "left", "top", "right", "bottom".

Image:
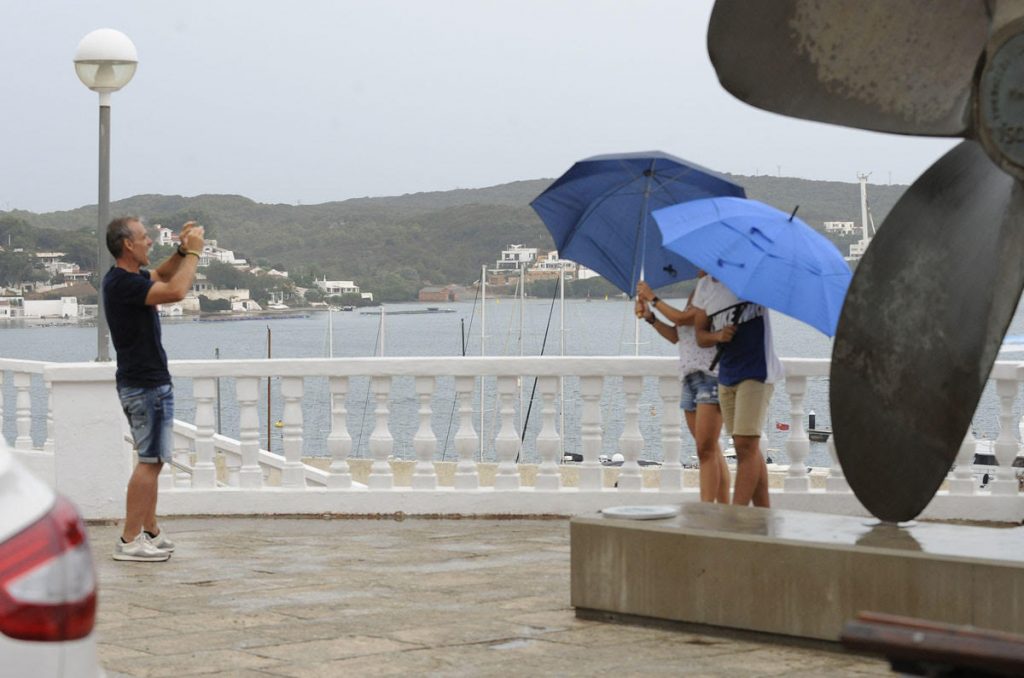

{"left": 0, "top": 497, "right": 97, "bottom": 641}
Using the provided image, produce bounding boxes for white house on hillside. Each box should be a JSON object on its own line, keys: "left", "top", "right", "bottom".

{"left": 493, "top": 244, "right": 538, "bottom": 273}
{"left": 315, "top": 278, "right": 360, "bottom": 296}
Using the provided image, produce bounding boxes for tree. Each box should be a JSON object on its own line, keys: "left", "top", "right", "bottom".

{"left": 0, "top": 250, "right": 38, "bottom": 287}
{"left": 203, "top": 260, "right": 249, "bottom": 289}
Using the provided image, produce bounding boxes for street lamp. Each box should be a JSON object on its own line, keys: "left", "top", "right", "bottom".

{"left": 74, "top": 28, "right": 137, "bottom": 361}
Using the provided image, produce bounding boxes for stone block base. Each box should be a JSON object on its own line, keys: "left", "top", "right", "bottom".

{"left": 570, "top": 503, "right": 1024, "bottom": 641}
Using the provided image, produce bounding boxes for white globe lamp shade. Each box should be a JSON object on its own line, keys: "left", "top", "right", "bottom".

{"left": 74, "top": 29, "right": 138, "bottom": 93}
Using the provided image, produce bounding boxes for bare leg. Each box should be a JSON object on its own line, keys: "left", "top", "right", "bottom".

{"left": 694, "top": 403, "right": 728, "bottom": 503}
{"left": 717, "top": 451, "right": 731, "bottom": 504}
{"left": 732, "top": 435, "right": 769, "bottom": 507}
{"left": 122, "top": 462, "right": 163, "bottom": 541}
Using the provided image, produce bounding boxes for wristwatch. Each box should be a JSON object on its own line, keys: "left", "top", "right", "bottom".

{"left": 176, "top": 245, "right": 187, "bottom": 257}
{"left": 645, "top": 314, "right": 657, "bottom": 325}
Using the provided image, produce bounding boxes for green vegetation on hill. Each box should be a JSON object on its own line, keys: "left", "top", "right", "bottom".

{"left": 1, "top": 175, "right": 905, "bottom": 301}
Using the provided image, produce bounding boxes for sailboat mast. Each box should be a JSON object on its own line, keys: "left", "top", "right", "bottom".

{"left": 519, "top": 266, "right": 525, "bottom": 438}
{"left": 858, "top": 172, "right": 871, "bottom": 241}
{"left": 480, "top": 264, "right": 486, "bottom": 462}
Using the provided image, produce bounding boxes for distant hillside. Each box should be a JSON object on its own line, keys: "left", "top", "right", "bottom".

{"left": 2, "top": 174, "right": 904, "bottom": 301}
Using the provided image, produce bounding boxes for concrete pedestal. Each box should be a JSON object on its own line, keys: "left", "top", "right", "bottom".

{"left": 570, "top": 503, "right": 1024, "bottom": 641}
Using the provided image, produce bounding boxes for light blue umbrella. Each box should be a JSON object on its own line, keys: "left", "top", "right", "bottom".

{"left": 652, "top": 196, "right": 851, "bottom": 336}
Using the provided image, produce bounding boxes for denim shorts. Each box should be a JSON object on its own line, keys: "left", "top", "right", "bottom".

{"left": 680, "top": 371, "right": 719, "bottom": 412}
{"left": 118, "top": 383, "right": 174, "bottom": 464}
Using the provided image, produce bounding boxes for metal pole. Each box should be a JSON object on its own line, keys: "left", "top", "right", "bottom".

{"left": 559, "top": 268, "right": 565, "bottom": 457}
{"left": 378, "top": 306, "right": 385, "bottom": 357}
{"left": 96, "top": 96, "right": 112, "bottom": 361}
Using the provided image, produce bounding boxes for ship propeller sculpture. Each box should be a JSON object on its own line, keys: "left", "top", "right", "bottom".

{"left": 708, "top": 1, "right": 1024, "bottom": 521}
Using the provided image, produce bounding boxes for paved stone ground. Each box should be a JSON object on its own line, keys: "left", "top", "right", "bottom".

{"left": 89, "top": 518, "right": 891, "bottom": 677}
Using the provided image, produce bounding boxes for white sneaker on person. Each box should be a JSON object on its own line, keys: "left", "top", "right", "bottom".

{"left": 113, "top": 533, "right": 171, "bottom": 562}
{"left": 146, "top": 530, "right": 176, "bottom": 552}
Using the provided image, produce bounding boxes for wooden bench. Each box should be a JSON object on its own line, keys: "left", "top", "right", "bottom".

{"left": 841, "top": 611, "right": 1024, "bottom": 677}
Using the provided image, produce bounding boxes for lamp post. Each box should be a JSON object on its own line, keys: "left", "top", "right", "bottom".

{"left": 74, "top": 29, "right": 137, "bottom": 361}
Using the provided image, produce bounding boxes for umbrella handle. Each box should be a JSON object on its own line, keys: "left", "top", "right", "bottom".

{"left": 709, "top": 344, "right": 724, "bottom": 372}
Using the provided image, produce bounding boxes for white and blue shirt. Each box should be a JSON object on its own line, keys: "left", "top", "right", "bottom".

{"left": 692, "top": 277, "right": 782, "bottom": 387}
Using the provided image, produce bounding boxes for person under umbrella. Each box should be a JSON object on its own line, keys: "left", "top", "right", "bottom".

{"left": 636, "top": 276, "right": 730, "bottom": 504}
{"left": 691, "top": 277, "right": 783, "bottom": 508}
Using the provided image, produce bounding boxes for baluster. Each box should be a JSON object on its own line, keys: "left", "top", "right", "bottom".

{"left": 617, "top": 376, "right": 643, "bottom": 491}
{"left": 578, "top": 376, "right": 604, "bottom": 491}
{"left": 947, "top": 429, "right": 977, "bottom": 495}
{"left": 494, "top": 376, "right": 520, "bottom": 490}
{"left": 236, "top": 377, "right": 263, "bottom": 488}
{"left": 44, "top": 377, "right": 54, "bottom": 453}
{"left": 158, "top": 429, "right": 179, "bottom": 491}
{"left": 658, "top": 376, "right": 683, "bottom": 492}
{"left": 783, "top": 375, "right": 810, "bottom": 492}
{"left": 192, "top": 377, "right": 217, "bottom": 488}
{"left": 412, "top": 376, "right": 438, "bottom": 489}
{"left": 280, "top": 376, "right": 306, "bottom": 488}
{"left": 824, "top": 437, "right": 849, "bottom": 492}
{"left": 14, "top": 371, "right": 32, "bottom": 449}
{"left": 326, "top": 376, "right": 352, "bottom": 488}
{"left": 173, "top": 430, "right": 191, "bottom": 488}
{"left": 991, "top": 377, "right": 1020, "bottom": 495}
{"left": 367, "top": 376, "right": 394, "bottom": 489}
{"left": 535, "top": 376, "right": 561, "bottom": 491}
{"left": 453, "top": 376, "right": 480, "bottom": 489}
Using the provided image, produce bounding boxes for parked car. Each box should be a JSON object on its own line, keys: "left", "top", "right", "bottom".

{"left": 0, "top": 445, "right": 102, "bottom": 677}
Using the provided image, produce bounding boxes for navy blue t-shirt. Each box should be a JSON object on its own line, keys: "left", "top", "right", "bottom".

{"left": 102, "top": 267, "right": 171, "bottom": 388}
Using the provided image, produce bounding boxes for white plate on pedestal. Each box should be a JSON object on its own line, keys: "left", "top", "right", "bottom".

{"left": 600, "top": 505, "right": 679, "bottom": 520}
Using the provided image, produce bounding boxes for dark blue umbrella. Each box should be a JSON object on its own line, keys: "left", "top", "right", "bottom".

{"left": 653, "top": 196, "right": 851, "bottom": 335}
{"left": 530, "top": 152, "right": 745, "bottom": 294}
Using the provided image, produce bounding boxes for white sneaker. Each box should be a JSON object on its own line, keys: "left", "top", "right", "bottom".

{"left": 113, "top": 533, "right": 171, "bottom": 562}
{"left": 146, "top": 530, "right": 176, "bottom": 552}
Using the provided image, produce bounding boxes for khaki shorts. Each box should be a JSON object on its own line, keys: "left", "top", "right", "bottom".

{"left": 719, "top": 380, "right": 773, "bottom": 437}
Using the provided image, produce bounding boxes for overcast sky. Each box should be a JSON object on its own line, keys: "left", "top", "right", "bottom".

{"left": 1, "top": 0, "right": 958, "bottom": 214}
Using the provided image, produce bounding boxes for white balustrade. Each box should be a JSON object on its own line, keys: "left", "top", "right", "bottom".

{"left": 411, "top": 376, "right": 438, "bottom": 490}
{"left": 658, "top": 376, "right": 683, "bottom": 492}
{"left": 783, "top": 375, "right": 810, "bottom": 492}
{"left": 280, "top": 376, "right": 307, "bottom": 488}
{"left": 192, "top": 377, "right": 218, "bottom": 488}
{"left": 453, "top": 376, "right": 480, "bottom": 489}
{"left": 991, "top": 370, "right": 1020, "bottom": 495}
{"left": 948, "top": 429, "right": 977, "bottom": 495}
{"left": 494, "top": 376, "right": 520, "bottom": 490}
{"left": 44, "top": 380, "right": 54, "bottom": 453}
{"left": 326, "top": 376, "right": 352, "bottom": 488}
{"left": 236, "top": 377, "right": 264, "bottom": 488}
{"left": 617, "top": 376, "right": 644, "bottom": 491}
{"left": 13, "top": 356, "right": 1017, "bottom": 523}
{"left": 367, "top": 376, "right": 394, "bottom": 490}
{"left": 578, "top": 375, "right": 603, "bottom": 491}
{"left": 824, "top": 437, "right": 849, "bottom": 493}
{"left": 14, "top": 371, "right": 32, "bottom": 450}
{"left": 534, "top": 376, "right": 561, "bottom": 491}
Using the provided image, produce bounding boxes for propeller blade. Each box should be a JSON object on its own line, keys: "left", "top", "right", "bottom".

{"left": 831, "top": 140, "right": 1024, "bottom": 522}
{"left": 707, "top": 0, "right": 989, "bottom": 136}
